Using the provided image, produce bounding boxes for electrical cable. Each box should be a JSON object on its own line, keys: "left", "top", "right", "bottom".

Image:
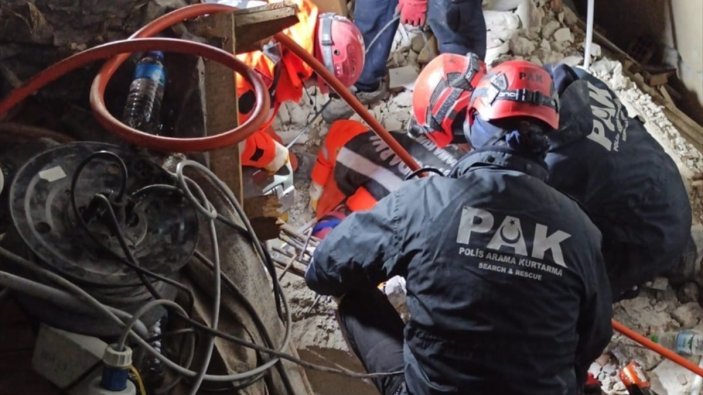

{"left": 173, "top": 160, "right": 286, "bottom": 319}
{"left": 0, "top": 211, "right": 404, "bottom": 382}
{"left": 118, "top": 299, "right": 188, "bottom": 351}
{"left": 69, "top": 155, "right": 196, "bottom": 309}
{"left": 130, "top": 365, "right": 148, "bottom": 395}
{"left": 185, "top": 200, "right": 221, "bottom": 395}
{"left": 404, "top": 166, "right": 444, "bottom": 180}
{"left": 364, "top": 13, "right": 401, "bottom": 56}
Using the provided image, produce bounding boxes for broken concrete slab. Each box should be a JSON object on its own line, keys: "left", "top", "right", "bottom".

{"left": 671, "top": 302, "right": 703, "bottom": 328}
{"left": 388, "top": 65, "right": 419, "bottom": 92}
{"left": 650, "top": 359, "right": 697, "bottom": 395}
{"left": 553, "top": 26, "right": 574, "bottom": 42}
{"left": 541, "top": 20, "right": 561, "bottom": 38}
{"left": 484, "top": 10, "right": 522, "bottom": 31}
{"left": 510, "top": 35, "right": 537, "bottom": 56}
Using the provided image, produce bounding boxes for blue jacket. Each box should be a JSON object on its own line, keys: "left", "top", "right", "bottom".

{"left": 306, "top": 149, "right": 613, "bottom": 395}
{"left": 545, "top": 66, "right": 692, "bottom": 296}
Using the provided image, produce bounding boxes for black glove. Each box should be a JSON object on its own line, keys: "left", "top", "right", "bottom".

{"left": 447, "top": 0, "right": 470, "bottom": 32}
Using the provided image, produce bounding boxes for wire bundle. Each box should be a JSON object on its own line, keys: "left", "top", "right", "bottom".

{"left": 0, "top": 155, "right": 402, "bottom": 394}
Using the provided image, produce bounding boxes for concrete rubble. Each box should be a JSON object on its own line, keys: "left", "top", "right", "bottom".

{"left": 271, "top": 1, "right": 703, "bottom": 394}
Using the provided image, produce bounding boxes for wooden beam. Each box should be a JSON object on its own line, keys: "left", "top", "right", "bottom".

{"left": 189, "top": 3, "right": 299, "bottom": 54}
{"left": 234, "top": 2, "right": 299, "bottom": 54}
{"left": 200, "top": 11, "right": 244, "bottom": 202}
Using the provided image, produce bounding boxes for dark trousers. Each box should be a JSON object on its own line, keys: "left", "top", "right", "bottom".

{"left": 353, "top": 0, "right": 487, "bottom": 92}
{"left": 336, "top": 288, "right": 406, "bottom": 395}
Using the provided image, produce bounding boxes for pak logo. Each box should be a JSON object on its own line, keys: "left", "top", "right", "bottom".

{"left": 586, "top": 82, "right": 629, "bottom": 151}
{"left": 456, "top": 206, "right": 571, "bottom": 267}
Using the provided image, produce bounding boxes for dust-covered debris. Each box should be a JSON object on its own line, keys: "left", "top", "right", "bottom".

{"left": 272, "top": 1, "right": 703, "bottom": 394}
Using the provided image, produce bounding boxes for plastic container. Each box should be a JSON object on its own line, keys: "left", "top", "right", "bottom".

{"left": 122, "top": 51, "right": 166, "bottom": 135}
{"left": 651, "top": 329, "right": 703, "bottom": 356}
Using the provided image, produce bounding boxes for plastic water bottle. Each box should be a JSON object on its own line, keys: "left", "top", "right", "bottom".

{"left": 650, "top": 329, "right": 703, "bottom": 356}
{"left": 122, "top": 51, "right": 166, "bottom": 134}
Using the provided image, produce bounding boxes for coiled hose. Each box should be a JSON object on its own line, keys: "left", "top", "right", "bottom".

{"left": 1, "top": 1, "right": 701, "bottom": 381}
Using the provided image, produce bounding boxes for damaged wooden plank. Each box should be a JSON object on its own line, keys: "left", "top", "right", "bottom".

{"left": 200, "top": 11, "right": 243, "bottom": 203}
{"left": 234, "top": 2, "right": 299, "bottom": 54}
{"left": 189, "top": 2, "right": 299, "bottom": 54}
{"left": 245, "top": 195, "right": 284, "bottom": 241}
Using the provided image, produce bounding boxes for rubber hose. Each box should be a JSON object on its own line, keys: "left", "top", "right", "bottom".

{"left": 612, "top": 319, "right": 703, "bottom": 377}
{"left": 0, "top": 38, "right": 269, "bottom": 152}
{"left": 274, "top": 33, "right": 421, "bottom": 172}
{"left": 93, "top": 2, "right": 420, "bottom": 171}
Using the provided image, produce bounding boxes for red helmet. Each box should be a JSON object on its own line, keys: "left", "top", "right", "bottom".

{"left": 315, "top": 13, "right": 365, "bottom": 94}
{"left": 468, "top": 60, "right": 559, "bottom": 130}
{"left": 412, "top": 53, "right": 486, "bottom": 148}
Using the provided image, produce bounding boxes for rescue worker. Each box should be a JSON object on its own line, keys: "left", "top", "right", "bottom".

{"left": 321, "top": 0, "right": 487, "bottom": 122}
{"left": 543, "top": 64, "right": 693, "bottom": 300}
{"left": 410, "top": 53, "right": 692, "bottom": 301}
{"left": 309, "top": 53, "right": 484, "bottom": 218}
{"left": 305, "top": 60, "right": 613, "bottom": 394}
{"left": 309, "top": 119, "right": 463, "bottom": 218}
{"left": 236, "top": 0, "right": 365, "bottom": 172}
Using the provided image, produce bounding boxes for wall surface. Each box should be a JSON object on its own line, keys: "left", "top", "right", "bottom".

{"left": 573, "top": 0, "right": 703, "bottom": 125}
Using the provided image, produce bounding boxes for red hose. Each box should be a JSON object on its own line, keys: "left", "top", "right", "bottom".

{"left": 612, "top": 319, "right": 703, "bottom": 377}
{"left": 274, "top": 33, "right": 421, "bottom": 172}
{"left": 91, "top": 2, "right": 420, "bottom": 170}
{"left": 0, "top": 5, "right": 270, "bottom": 152}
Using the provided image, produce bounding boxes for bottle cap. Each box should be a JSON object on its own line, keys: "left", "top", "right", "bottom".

{"left": 145, "top": 51, "right": 164, "bottom": 61}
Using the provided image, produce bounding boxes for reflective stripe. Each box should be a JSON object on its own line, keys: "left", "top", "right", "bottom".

{"left": 336, "top": 148, "right": 405, "bottom": 192}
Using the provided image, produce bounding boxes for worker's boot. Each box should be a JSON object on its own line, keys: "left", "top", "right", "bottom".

{"left": 321, "top": 81, "right": 389, "bottom": 123}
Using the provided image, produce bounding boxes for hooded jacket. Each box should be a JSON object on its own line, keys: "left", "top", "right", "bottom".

{"left": 545, "top": 66, "right": 692, "bottom": 296}
{"left": 306, "top": 148, "right": 613, "bottom": 395}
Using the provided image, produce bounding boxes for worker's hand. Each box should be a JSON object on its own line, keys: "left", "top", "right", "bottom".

{"left": 446, "top": 0, "right": 469, "bottom": 33}
{"left": 397, "top": 0, "right": 427, "bottom": 27}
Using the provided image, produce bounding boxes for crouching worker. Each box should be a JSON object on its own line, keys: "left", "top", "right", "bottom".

{"left": 308, "top": 119, "right": 463, "bottom": 217}
{"left": 544, "top": 64, "right": 693, "bottom": 300}
{"left": 236, "top": 0, "right": 365, "bottom": 173}
{"left": 309, "top": 52, "right": 485, "bottom": 217}
{"left": 305, "top": 60, "right": 612, "bottom": 394}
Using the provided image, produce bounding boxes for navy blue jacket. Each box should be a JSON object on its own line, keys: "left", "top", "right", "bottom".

{"left": 306, "top": 149, "right": 613, "bottom": 395}
{"left": 545, "top": 67, "right": 692, "bottom": 296}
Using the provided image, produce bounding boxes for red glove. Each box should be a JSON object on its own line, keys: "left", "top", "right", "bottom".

{"left": 397, "top": 0, "right": 427, "bottom": 26}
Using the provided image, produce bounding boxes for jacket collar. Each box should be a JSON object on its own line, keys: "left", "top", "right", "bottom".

{"left": 451, "top": 147, "right": 549, "bottom": 181}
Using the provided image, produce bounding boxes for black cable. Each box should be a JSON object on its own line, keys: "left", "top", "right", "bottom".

{"left": 189, "top": 170, "right": 286, "bottom": 321}
{"left": 101, "top": 179, "right": 295, "bottom": 389}
{"left": 67, "top": 158, "right": 401, "bottom": 385}
{"left": 194, "top": 251, "right": 296, "bottom": 394}
{"left": 404, "top": 166, "right": 445, "bottom": 180}
{"left": 1, "top": 220, "right": 404, "bottom": 383}
{"left": 69, "top": 157, "right": 196, "bottom": 310}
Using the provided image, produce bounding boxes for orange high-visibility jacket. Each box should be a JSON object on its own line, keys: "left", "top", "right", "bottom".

{"left": 237, "top": 0, "right": 318, "bottom": 169}
{"left": 236, "top": 0, "right": 318, "bottom": 122}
